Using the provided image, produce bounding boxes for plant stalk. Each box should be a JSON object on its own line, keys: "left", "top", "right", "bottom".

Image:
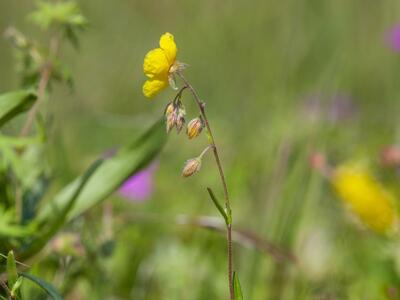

{"left": 19, "top": 35, "right": 60, "bottom": 137}
{"left": 177, "top": 72, "right": 234, "bottom": 300}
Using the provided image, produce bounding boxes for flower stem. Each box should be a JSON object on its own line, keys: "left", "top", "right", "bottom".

{"left": 19, "top": 65, "right": 51, "bottom": 136}
{"left": 19, "top": 35, "right": 60, "bottom": 137}
{"left": 177, "top": 72, "right": 234, "bottom": 300}
{"left": 198, "top": 145, "right": 212, "bottom": 159}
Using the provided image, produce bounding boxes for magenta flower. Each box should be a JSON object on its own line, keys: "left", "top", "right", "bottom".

{"left": 118, "top": 163, "right": 157, "bottom": 202}
{"left": 387, "top": 25, "right": 400, "bottom": 52}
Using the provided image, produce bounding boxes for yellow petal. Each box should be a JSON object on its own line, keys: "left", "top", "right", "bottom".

{"left": 159, "top": 32, "right": 177, "bottom": 65}
{"left": 143, "top": 48, "right": 169, "bottom": 78}
{"left": 142, "top": 77, "right": 168, "bottom": 98}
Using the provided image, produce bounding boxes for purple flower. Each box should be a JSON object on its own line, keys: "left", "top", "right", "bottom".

{"left": 300, "top": 92, "right": 357, "bottom": 123}
{"left": 387, "top": 25, "right": 400, "bottom": 52}
{"left": 327, "top": 93, "right": 357, "bottom": 122}
{"left": 118, "top": 163, "right": 157, "bottom": 202}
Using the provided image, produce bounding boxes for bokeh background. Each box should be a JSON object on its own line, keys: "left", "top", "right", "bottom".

{"left": 2, "top": 1, "right": 400, "bottom": 299}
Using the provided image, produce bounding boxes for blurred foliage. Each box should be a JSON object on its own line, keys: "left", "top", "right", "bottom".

{"left": 0, "top": 1, "right": 167, "bottom": 299}
{"left": 29, "top": 1, "right": 86, "bottom": 30}
{"left": 0, "top": 0, "right": 400, "bottom": 299}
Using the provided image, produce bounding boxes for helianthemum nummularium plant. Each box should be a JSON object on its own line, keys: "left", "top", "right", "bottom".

{"left": 142, "top": 32, "right": 241, "bottom": 300}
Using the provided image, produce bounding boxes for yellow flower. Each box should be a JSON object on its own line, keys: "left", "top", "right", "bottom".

{"left": 332, "top": 163, "right": 397, "bottom": 234}
{"left": 143, "top": 32, "right": 177, "bottom": 98}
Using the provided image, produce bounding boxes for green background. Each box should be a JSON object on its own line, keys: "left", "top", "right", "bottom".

{"left": 2, "top": 1, "right": 400, "bottom": 299}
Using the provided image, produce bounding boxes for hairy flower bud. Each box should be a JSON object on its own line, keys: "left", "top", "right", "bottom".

{"left": 182, "top": 158, "right": 201, "bottom": 177}
{"left": 165, "top": 102, "right": 174, "bottom": 116}
{"left": 175, "top": 116, "right": 185, "bottom": 133}
{"left": 186, "top": 117, "right": 204, "bottom": 139}
{"left": 166, "top": 113, "right": 176, "bottom": 133}
{"left": 175, "top": 107, "right": 186, "bottom": 133}
{"left": 164, "top": 101, "right": 185, "bottom": 133}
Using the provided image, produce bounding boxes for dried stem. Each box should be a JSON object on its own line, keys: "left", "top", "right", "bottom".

{"left": 120, "top": 213, "right": 297, "bottom": 264}
{"left": 177, "top": 72, "right": 234, "bottom": 300}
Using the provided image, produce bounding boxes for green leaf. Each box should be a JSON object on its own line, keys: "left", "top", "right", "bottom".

{"left": 19, "top": 159, "right": 103, "bottom": 260}
{"left": 0, "top": 90, "right": 37, "bottom": 128}
{"left": 11, "top": 277, "right": 23, "bottom": 298}
{"left": 233, "top": 271, "right": 243, "bottom": 300}
{"left": 64, "top": 25, "right": 80, "bottom": 50}
{"left": 207, "top": 187, "right": 230, "bottom": 225}
{"left": 20, "top": 272, "right": 63, "bottom": 300}
{"left": 6, "top": 251, "right": 18, "bottom": 289}
{"left": 0, "top": 207, "right": 33, "bottom": 238}
{"left": 0, "top": 134, "right": 40, "bottom": 148}
{"left": 38, "top": 118, "right": 167, "bottom": 222}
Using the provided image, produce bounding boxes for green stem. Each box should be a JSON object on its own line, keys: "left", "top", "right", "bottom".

{"left": 177, "top": 72, "right": 234, "bottom": 300}
{"left": 19, "top": 34, "right": 60, "bottom": 137}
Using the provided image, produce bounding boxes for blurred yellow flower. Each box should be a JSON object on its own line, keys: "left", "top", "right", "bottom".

{"left": 143, "top": 32, "right": 177, "bottom": 98}
{"left": 332, "top": 163, "right": 397, "bottom": 234}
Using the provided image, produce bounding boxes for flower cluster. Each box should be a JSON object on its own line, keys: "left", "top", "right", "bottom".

{"left": 143, "top": 33, "right": 206, "bottom": 177}
{"left": 165, "top": 100, "right": 186, "bottom": 133}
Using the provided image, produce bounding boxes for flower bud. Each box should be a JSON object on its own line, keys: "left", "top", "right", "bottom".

{"left": 176, "top": 116, "right": 185, "bottom": 133}
{"left": 165, "top": 102, "right": 174, "bottom": 116}
{"left": 186, "top": 117, "right": 204, "bottom": 139}
{"left": 164, "top": 101, "right": 186, "bottom": 134}
{"left": 166, "top": 112, "right": 176, "bottom": 133}
{"left": 182, "top": 158, "right": 201, "bottom": 177}
{"left": 175, "top": 107, "right": 186, "bottom": 133}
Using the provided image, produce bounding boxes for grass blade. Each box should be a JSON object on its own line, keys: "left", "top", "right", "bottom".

{"left": 0, "top": 90, "right": 37, "bottom": 128}
{"left": 233, "top": 271, "right": 243, "bottom": 300}
{"left": 19, "top": 159, "right": 103, "bottom": 259}
{"left": 20, "top": 272, "right": 63, "bottom": 300}
{"left": 6, "top": 251, "right": 18, "bottom": 289}
{"left": 207, "top": 187, "right": 230, "bottom": 225}
{"left": 38, "top": 118, "right": 167, "bottom": 222}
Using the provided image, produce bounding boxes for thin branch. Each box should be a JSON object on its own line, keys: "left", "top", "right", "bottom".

{"left": 175, "top": 215, "right": 297, "bottom": 264}
{"left": 119, "top": 213, "right": 297, "bottom": 264}
{"left": 177, "top": 72, "right": 234, "bottom": 300}
{"left": 176, "top": 73, "right": 231, "bottom": 214}
{"left": 172, "top": 85, "right": 188, "bottom": 103}
{"left": 19, "top": 64, "right": 51, "bottom": 137}
{"left": 19, "top": 35, "right": 60, "bottom": 137}
{"left": 0, "top": 254, "right": 30, "bottom": 269}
